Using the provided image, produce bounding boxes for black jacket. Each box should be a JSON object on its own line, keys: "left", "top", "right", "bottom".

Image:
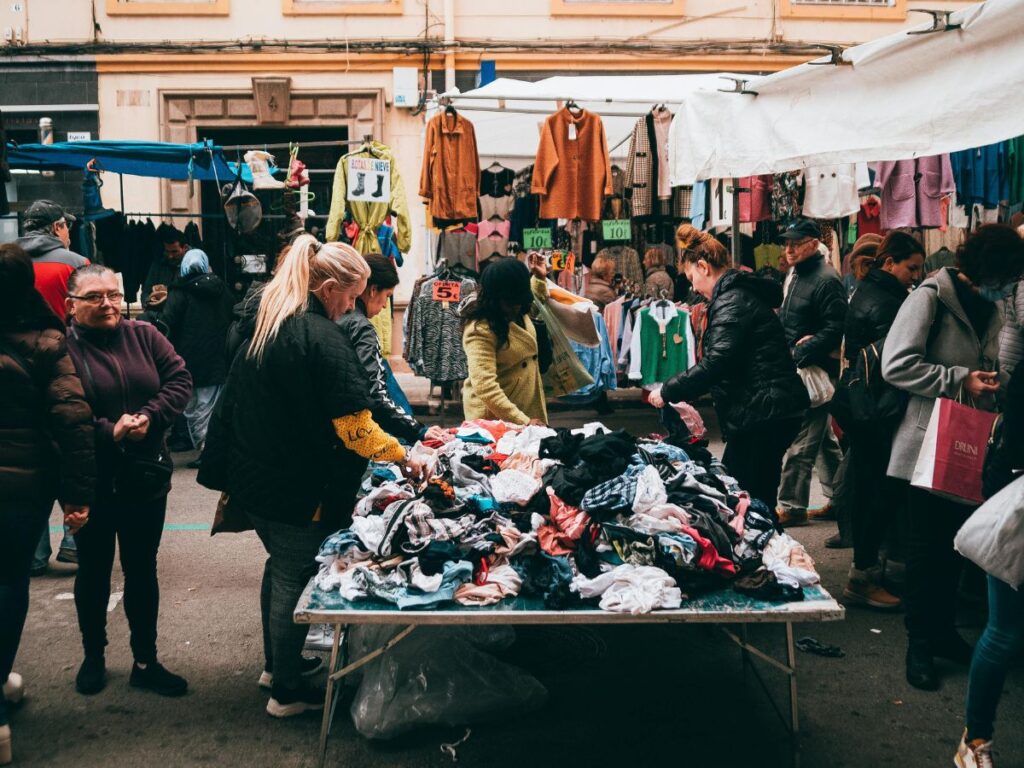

{"left": 223, "top": 295, "right": 375, "bottom": 527}
{"left": 225, "top": 281, "right": 264, "bottom": 365}
{"left": 780, "top": 253, "right": 847, "bottom": 377}
{"left": 162, "top": 273, "right": 235, "bottom": 387}
{"left": 0, "top": 304, "right": 96, "bottom": 506}
{"left": 844, "top": 268, "right": 908, "bottom": 364}
{"left": 661, "top": 271, "right": 810, "bottom": 439}
{"left": 336, "top": 299, "right": 425, "bottom": 444}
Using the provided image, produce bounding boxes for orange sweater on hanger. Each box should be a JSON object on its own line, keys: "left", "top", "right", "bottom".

{"left": 531, "top": 107, "right": 613, "bottom": 222}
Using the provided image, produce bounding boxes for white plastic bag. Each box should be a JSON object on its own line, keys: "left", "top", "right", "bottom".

{"left": 797, "top": 365, "right": 835, "bottom": 408}
{"left": 348, "top": 626, "right": 547, "bottom": 739}
{"left": 955, "top": 473, "right": 1024, "bottom": 588}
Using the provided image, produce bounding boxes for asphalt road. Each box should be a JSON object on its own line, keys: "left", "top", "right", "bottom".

{"left": 10, "top": 406, "right": 1022, "bottom": 768}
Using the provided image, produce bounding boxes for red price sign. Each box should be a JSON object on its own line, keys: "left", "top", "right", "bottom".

{"left": 432, "top": 280, "right": 462, "bottom": 303}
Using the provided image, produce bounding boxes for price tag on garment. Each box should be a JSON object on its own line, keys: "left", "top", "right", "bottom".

{"left": 432, "top": 280, "right": 462, "bottom": 303}
{"left": 550, "top": 250, "right": 567, "bottom": 271}
{"left": 602, "top": 219, "right": 631, "bottom": 241}
{"left": 564, "top": 251, "right": 575, "bottom": 273}
{"left": 568, "top": 123, "right": 578, "bottom": 141}
{"left": 522, "top": 228, "right": 552, "bottom": 250}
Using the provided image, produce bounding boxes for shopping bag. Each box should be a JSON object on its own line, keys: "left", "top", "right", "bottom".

{"left": 911, "top": 397, "right": 999, "bottom": 505}
{"left": 797, "top": 365, "right": 835, "bottom": 408}
{"left": 532, "top": 299, "right": 593, "bottom": 398}
{"left": 955, "top": 473, "right": 1024, "bottom": 588}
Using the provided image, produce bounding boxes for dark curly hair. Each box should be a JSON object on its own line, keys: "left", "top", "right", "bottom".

{"left": 461, "top": 257, "right": 533, "bottom": 348}
{"left": 957, "top": 224, "right": 1024, "bottom": 286}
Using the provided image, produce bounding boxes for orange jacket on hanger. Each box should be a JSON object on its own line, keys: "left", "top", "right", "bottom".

{"left": 531, "top": 107, "right": 613, "bottom": 222}
{"left": 419, "top": 111, "right": 480, "bottom": 222}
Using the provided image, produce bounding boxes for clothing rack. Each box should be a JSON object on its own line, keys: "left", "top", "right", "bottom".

{"left": 432, "top": 103, "right": 653, "bottom": 119}
{"left": 216, "top": 135, "right": 374, "bottom": 153}
{"left": 438, "top": 92, "right": 680, "bottom": 107}
{"left": 121, "top": 212, "right": 328, "bottom": 220}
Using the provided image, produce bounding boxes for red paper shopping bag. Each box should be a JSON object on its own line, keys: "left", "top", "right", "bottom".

{"left": 911, "top": 398, "right": 998, "bottom": 505}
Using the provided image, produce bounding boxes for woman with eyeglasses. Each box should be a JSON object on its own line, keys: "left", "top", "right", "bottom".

{"left": 64, "top": 265, "right": 193, "bottom": 699}
{"left": 0, "top": 244, "right": 94, "bottom": 766}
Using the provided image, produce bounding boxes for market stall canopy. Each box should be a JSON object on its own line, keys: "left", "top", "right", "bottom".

{"left": 670, "top": 0, "right": 1024, "bottom": 183}
{"left": 5, "top": 139, "right": 260, "bottom": 182}
{"left": 440, "top": 74, "right": 755, "bottom": 167}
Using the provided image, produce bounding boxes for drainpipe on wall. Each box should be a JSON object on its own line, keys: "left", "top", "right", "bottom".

{"left": 443, "top": 0, "right": 456, "bottom": 93}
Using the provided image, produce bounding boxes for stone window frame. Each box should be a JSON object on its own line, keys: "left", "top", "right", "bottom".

{"left": 779, "top": 0, "right": 907, "bottom": 20}
{"left": 105, "top": 0, "right": 230, "bottom": 15}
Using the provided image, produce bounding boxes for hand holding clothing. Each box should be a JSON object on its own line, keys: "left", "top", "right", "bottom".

{"left": 648, "top": 387, "right": 665, "bottom": 409}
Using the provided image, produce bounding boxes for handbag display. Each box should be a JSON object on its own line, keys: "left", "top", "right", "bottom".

{"left": 911, "top": 396, "right": 999, "bottom": 505}
{"left": 955, "top": 473, "right": 1024, "bottom": 588}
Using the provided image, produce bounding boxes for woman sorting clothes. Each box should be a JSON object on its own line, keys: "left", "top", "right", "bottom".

{"left": 883, "top": 224, "right": 1024, "bottom": 692}
{"left": 649, "top": 225, "right": 809, "bottom": 511}
{"left": 222, "top": 235, "right": 422, "bottom": 718}
{"left": 840, "top": 231, "right": 924, "bottom": 611}
{"left": 461, "top": 255, "right": 549, "bottom": 426}
{"left": 0, "top": 245, "right": 94, "bottom": 765}
{"left": 336, "top": 253, "right": 443, "bottom": 445}
{"left": 65, "top": 265, "right": 193, "bottom": 698}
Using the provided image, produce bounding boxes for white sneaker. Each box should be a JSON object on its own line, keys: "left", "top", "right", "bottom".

{"left": 304, "top": 624, "right": 339, "bottom": 652}
{"left": 2, "top": 673, "right": 23, "bottom": 705}
{"left": 258, "top": 656, "right": 324, "bottom": 690}
{"left": 0, "top": 724, "right": 11, "bottom": 766}
{"left": 955, "top": 730, "right": 994, "bottom": 768}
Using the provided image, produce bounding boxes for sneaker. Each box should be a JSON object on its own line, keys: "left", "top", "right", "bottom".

{"left": 258, "top": 656, "right": 324, "bottom": 690}
{"left": 129, "top": 661, "right": 188, "bottom": 697}
{"left": 776, "top": 508, "right": 809, "bottom": 527}
{"left": 956, "top": 730, "right": 994, "bottom": 768}
{"left": 843, "top": 579, "right": 902, "bottom": 610}
{"left": 266, "top": 681, "right": 325, "bottom": 718}
{"left": 304, "top": 624, "right": 337, "bottom": 652}
{"left": 0, "top": 724, "right": 10, "bottom": 766}
{"left": 825, "top": 533, "right": 852, "bottom": 549}
{"left": 75, "top": 655, "right": 107, "bottom": 695}
{"left": 56, "top": 547, "right": 78, "bottom": 565}
{"left": 2, "top": 673, "right": 24, "bottom": 705}
{"left": 808, "top": 503, "right": 834, "bottom": 520}
{"left": 933, "top": 632, "right": 975, "bottom": 666}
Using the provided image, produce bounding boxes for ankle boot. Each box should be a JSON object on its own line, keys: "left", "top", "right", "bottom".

{"left": 244, "top": 150, "right": 285, "bottom": 191}
{"left": 351, "top": 172, "right": 366, "bottom": 197}
{"left": 906, "top": 639, "right": 939, "bottom": 690}
{"left": 371, "top": 173, "right": 385, "bottom": 198}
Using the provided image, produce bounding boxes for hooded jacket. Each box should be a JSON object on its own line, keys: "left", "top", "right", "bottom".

{"left": 15, "top": 231, "right": 90, "bottom": 320}
{"left": 660, "top": 270, "right": 809, "bottom": 440}
{"left": 0, "top": 304, "right": 96, "bottom": 506}
{"left": 844, "top": 268, "right": 909, "bottom": 363}
{"left": 779, "top": 252, "right": 847, "bottom": 378}
{"left": 337, "top": 298, "right": 425, "bottom": 444}
{"left": 162, "top": 272, "right": 236, "bottom": 387}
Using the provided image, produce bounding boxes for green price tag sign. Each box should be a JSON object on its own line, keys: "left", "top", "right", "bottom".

{"left": 602, "top": 219, "right": 631, "bottom": 241}
{"left": 522, "top": 228, "right": 552, "bottom": 250}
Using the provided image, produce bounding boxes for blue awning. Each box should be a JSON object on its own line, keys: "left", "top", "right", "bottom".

{"left": 5, "top": 139, "right": 263, "bottom": 182}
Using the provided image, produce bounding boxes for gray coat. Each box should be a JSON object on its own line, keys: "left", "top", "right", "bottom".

{"left": 882, "top": 268, "right": 1004, "bottom": 481}
{"left": 997, "top": 279, "right": 1024, "bottom": 377}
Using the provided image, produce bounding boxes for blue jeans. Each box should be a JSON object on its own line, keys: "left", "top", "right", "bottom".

{"left": 965, "top": 575, "right": 1024, "bottom": 740}
{"left": 32, "top": 510, "right": 77, "bottom": 570}
{"left": 1, "top": 502, "right": 52, "bottom": 725}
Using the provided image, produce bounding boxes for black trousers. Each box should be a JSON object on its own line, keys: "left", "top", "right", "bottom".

{"left": 849, "top": 429, "right": 905, "bottom": 571}
{"left": 74, "top": 495, "right": 167, "bottom": 663}
{"left": 904, "top": 486, "right": 972, "bottom": 643}
{"left": 723, "top": 417, "right": 803, "bottom": 511}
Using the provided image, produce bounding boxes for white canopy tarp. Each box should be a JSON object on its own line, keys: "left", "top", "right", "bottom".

{"left": 441, "top": 74, "right": 754, "bottom": 168}
{"left": 670, "top": 0, "right": 1024, "bottom": 183}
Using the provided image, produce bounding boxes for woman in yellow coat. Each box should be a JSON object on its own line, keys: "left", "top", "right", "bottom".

{"left": 461, "top": 255, "right": 549, "bottom": 425}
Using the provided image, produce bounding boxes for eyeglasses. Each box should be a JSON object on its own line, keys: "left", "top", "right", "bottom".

{"left": 54, "top": 219, "right": 69, "bottom": 230}
{"left": 69, "top": 292, "right": 124, "bottom": 305}
{"left": 784, "top": 238, "right": 813, "bottom": 250}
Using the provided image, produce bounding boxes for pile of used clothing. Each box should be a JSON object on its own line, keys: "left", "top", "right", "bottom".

{"left": 314, "top": 420, "right": 820, "bottom": 615}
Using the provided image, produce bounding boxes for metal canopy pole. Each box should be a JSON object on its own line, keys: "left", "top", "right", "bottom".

{"left": 731, "top": 177, "right": 741, "bottom": 268}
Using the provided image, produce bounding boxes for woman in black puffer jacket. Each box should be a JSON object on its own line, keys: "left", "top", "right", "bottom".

{"left": 651, "top": 226, "right": 808, "bottom": 510}
{"left": 0, "top": 244, "right": 94, "bottom": 763}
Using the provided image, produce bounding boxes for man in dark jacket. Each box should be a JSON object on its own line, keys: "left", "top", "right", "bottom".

{"left": 141, "top": 229, "right": 188, "bottom": 310}
{"left": 15, "top": 200, "right": 89, "bottom": 321}
{"left": 651, "top": 235, "right": 808, "bottom": 510}
{"left": 161, "top": 250, "right": 235, "bottom": 463}
{"left": 776, "top": 218, "right": 847, "bottom": 527}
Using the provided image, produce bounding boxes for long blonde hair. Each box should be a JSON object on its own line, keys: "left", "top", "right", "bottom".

{"left": 248, "top": 234, "right": 370, "bottom": 361}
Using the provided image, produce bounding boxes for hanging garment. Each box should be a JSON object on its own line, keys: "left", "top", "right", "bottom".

{"left": 603, "top": 165, "right": 630, "bottom": 220}
{"left": 857, "top": 196, "right": 882, "bottom": 236}
{"left": 738, "top": 175, "right": 772, "bottom": 223}
{"left": 951, "top": 142, "right": 1010, "bottom": 209}
{"left": 437, "top": 226, "right": 478, "bottom": 272}
{"left": 690, "top": 180, "right": 709, "bottom": 230}
{"left": 480, "top": 165, "right": 515, "bottom": 198}
{"left": 771, "top": 172, "right": 802, "bottom": 224}
{"left": 627, "top": 303, "right": 696, "bottom": 385}
{"left": 596, "top": 245, "right": 643, "bottom": 287}
{"left": 559, "top": 312, "right": 617, "bottom": 405}
{"left": 875, "top": 155, "right": 956, "bottom": 230}
{"left": 801, "top": 163, "right": 870, "bottom": 220}
{"left": 327, "top": 141, "right": 411, "bottom": 254}
{"left": 419, "top": 111, "right": 480, "bottom": 222}
{"left": 1009, "top": 135, "right": 1024, "bottom": 207}
{"left": 708, "top": 179, "right": 734, "bottom": 229}
{"left": 479, "top": 195, "right": 514, "bottom": 221}
{"left": 532, "top": 107, "right": 613, "bottom": 221}
{"left": 672, "top": 186, "right": 693, "bottom": 220}
{"left": 405, "top": 276, "right": 475, "bottom": 382}
{"left": 477, "top": 219, "right": 511, "bottom": 264}
{"left": 624, "top": 107, "right": 673, "bottom": 218}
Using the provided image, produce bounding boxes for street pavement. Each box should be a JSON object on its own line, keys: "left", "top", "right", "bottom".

{"left": 10, "top": 405, "right": 1022, "bottom": 768}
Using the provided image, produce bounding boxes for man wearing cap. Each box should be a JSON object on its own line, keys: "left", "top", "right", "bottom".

{"left": 776, "top": 218, "right": 847, "bottom": 527}
{"left": 15, "top": 200, "right": 89, "bottom": 320}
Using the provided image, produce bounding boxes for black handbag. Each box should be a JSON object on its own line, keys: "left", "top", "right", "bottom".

{"left": 113, "top": 442, "right": 173, "bottom": 499}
